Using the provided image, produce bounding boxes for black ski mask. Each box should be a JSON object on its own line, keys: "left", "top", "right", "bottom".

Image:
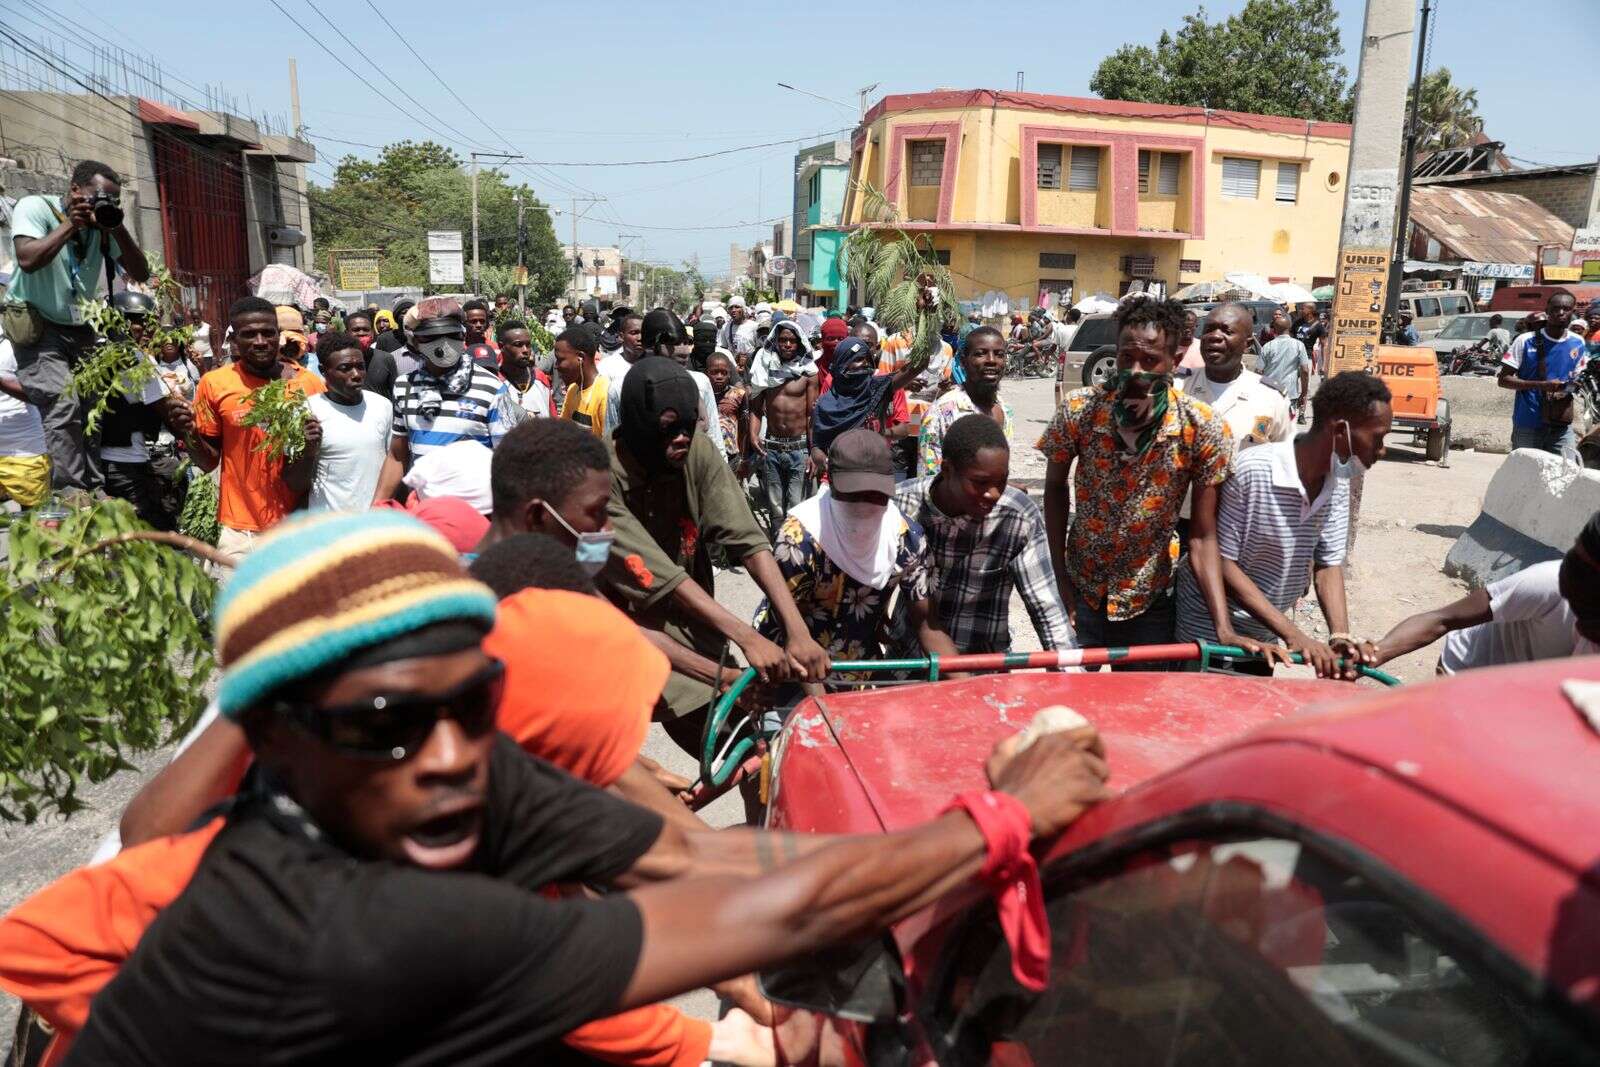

{"left": 617, "top": 356, "right": 701, "bottom": 470}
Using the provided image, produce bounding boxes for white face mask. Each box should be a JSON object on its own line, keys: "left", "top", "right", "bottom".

{"left": 1331, "top": 420, "right": 1367, "bottom": 481}
{"left": 831, "top": 498, "right": 888, "bottom": 548}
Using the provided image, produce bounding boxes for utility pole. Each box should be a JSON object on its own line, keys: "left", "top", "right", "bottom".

{"left": 1382, "top": 0, "right": 1433, "bottom": 332}
{"left": 514, "top": 193, "right": 526, "bottom": 314}
{"left": 1326, "top": 0, "right": 1417, "bottom": 559}
{"left": 287, "top": 58, "right": 303, "bottom": 137}
{"left": 566, "top": 195, "right": 606, "bottom": 304}
{"left": 469, "top": 152, "right": 523, "bottom": 296}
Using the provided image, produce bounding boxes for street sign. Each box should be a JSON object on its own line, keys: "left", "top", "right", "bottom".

{"left": 427, "top": 230, "right": 463, "bottom": 252}
{"left": 1459, "top": 261, "right": 1535, "bottom": 279}
{"left": 1328, "top": 248, "right": 1390, "bottom": 376}
{"left": 766, "top": 255, "right": 796, "bottom": 276}
{"left": 428, "top": 251, "right": 465, "bottom": 286}
{"left": 334, "top": 250, "right": 381, "bottom": 291}
{"left": 1574, "top": 228, "right": 1600, "bottom": 253}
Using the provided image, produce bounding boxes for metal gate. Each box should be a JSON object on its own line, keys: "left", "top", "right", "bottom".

{"left": 151, "top": 130, "right": 250, "bottom": 333}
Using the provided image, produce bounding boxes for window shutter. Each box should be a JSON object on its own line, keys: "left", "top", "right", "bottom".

{"left": 1221, "top": 157, "right": 1261, "bottom": 199}
{"left": 1068, "top": 147, "right": 1100, "bottom": 191}
{"left": 1137, "top": 150, "right": 1151, "bottom": 194}
{"left": 1157, "top": 153, "right": 1181, "bottom": 195}
{"left": 1275, "top": 162, "right": 1300, "bottom": 203}
{"left": 1037, "top": 144, "right": 1061, "bottom": 190}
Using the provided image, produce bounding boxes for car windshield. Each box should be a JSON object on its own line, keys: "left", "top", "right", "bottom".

{"left": 1437, "top": 316, "right": 1492, "bottom": 340}
{"left": 925, "top": 834, "right": 1600, "bottom": 1067}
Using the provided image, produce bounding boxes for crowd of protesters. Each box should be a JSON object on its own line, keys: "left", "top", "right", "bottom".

{"left": 4, "top": 155, "right": 1600, "bottom": 1066}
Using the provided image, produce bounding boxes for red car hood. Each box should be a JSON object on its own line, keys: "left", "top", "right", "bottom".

{"left": 783, "top": 670, "right": 1351, "bottom": 831}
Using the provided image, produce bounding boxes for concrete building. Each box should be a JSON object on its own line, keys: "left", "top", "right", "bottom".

{"left": 840, "top": 89, "right": 1353, "bottom": 308}
{"left": 0, "top": 93, "right": 315, "bottom": 326}
{"left": 563, "top": 244, "right": 622, "bottom": 299}
{"left": 791, "top": 138, "right": 850, "bottom": 310}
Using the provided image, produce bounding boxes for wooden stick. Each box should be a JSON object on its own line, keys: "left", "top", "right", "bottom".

{"left": 66, "top": 529, "right": 233, "bottom": 570}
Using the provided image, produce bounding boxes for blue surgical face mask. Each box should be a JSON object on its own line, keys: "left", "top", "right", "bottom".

{"left": 541, "top": 500, "right": 614, "bottom": 576}
{"left": 1331, "top": 420, "right": 1367, "bottom": 481}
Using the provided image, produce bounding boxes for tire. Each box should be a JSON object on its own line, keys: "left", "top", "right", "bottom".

{"left": 1082, "top": 346, "right": 1117, "bottom": 389}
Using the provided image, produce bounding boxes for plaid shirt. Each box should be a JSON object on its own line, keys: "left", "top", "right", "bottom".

{"left": 892, "top": 476, "right": 1076, "bottom": 654}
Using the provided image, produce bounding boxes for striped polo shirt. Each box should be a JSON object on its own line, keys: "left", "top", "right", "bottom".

{"left": 391, "top": 362, "right": 522, "bottom": 459}
{"left": 1175, "top": 439, "right": 1349, "bottom": 643}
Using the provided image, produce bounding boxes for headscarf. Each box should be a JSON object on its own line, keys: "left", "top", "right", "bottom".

{"left": 817, "top": 316, "right": 850, "bottom": 372}
{"left": 790, "top": 485, "right": 903, "bottom": 590}
{"left": 811, "top": 337, "right": 895, "bottom": 453}
{"left": 642, "top": 308, "right": 681, "bottom": 353}
{"left": 617, "top": 355, "right": 701, "bottom": 470}
{"left": 484, "top": 589, "right": 669, "bottom": 788}
{"left": 747, "top": 320, "right": 818, "bottom": 398}
{"left": 690, "top": 319, "right": 719, "bottom": 369}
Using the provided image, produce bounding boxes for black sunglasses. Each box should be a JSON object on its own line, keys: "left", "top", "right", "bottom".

{"left": 275, "top": 658, "right": 504, "bottom": 761}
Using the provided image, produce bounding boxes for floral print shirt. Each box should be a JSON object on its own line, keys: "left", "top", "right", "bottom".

{"left": 754, "top": 511, "right": 931, "bottom": 664}
{"left": 1036, "top": 385, "right": 1232, "bottom": 620}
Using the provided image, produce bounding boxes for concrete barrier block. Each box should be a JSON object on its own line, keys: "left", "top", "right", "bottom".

{"left": 1445, "top": 449, "right": 1600, "bottom": 587}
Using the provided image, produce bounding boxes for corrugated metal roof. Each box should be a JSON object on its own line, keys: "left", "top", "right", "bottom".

{"left": 1409, "top": 186, "right": 1574, "bottom": 265}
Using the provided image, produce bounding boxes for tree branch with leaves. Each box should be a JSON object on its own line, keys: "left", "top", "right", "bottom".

{"left": 838, "top": 182, "right": 961, "bottom": 373}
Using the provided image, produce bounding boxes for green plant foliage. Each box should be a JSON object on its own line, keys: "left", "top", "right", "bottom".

{"left": 0, "top": 500, "right": 214, "bottom": 822}
{"left": 1089, "top": 0, "right": 1354, "bottom": 122}
{"left": 177, "top": 465, "right": 220, "bottom": 546}
{"left": 67, "top": 279, "right": 194, "bottom": 435}
{"left": 239, "top": 379, "right": 310, "bottom": 462}
{"left": 838, "top": 183, "right": 960, "bottom": 370}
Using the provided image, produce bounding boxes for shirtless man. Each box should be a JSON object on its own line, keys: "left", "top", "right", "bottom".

{"left": 747, "top": 320, "right": 818, "bottom": 532}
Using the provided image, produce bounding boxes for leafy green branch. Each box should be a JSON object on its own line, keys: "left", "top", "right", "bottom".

{"left": 838, "top": 181, "right": 962, "bottom": 371}
{"left": 1, "top": 500, "right": 217, "bottom": 822}
{"left": 239, "top": 378, "right": 311, "bottom": 462}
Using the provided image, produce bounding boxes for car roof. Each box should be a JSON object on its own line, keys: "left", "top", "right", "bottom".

{"left": 793, "top": 670, "right": 1351, "bottom": 831}
{"left": 1234, "top": 656, "right": 1600, "bottom": 877}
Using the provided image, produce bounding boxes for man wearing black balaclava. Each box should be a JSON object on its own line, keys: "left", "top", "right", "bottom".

{"left": 599, "top": 356, "right": 830, "bottom": 755}
{"left": 372, "top": 296, "right": 525, "bottom": 502}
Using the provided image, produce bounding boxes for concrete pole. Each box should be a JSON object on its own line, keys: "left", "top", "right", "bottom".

{"left": 515, "top": 194, "right": 526, "bottom": 314}
{"left": 1382, "top": 0, "right": 1432, "bottom": 329}
{"left": 1327, "top": 0, "right": 1417, "bottom": 559}
{"left": 470, "top": 155, "right": 480, "bottom": 297}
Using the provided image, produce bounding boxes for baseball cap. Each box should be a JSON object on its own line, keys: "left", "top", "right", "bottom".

{"left": 828, "top": 428, "right": 895, "bottom": 496}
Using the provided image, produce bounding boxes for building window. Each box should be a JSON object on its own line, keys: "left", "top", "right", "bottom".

{"left": 1068, "top": 146, "right": 1101, "bottom": 191}
{"left": 1221, "top": 157, "right": 1261, "bottom": 199}
{"left": 909, "top": 140, "right": 945, "bottom": 187}
{"left": 1039, "top": 252, "right": 1077, "bottom": 270}
{"left": 1158, "top": 153, "right": 1181, "bottom": 195}
{"left": 808, "top": 172, "right": 821, "bottom": 205}
{"left": 1137, "top": 149, "right": 1152, "bottom": 193}
{"left": 1275, "top": 161, "right": 1301, "bottom": 203}
{"left": 934, "top": 249, "right": 951, "bottom": 265}
{"left": 1037, "top": 144, "right": 1062, "bottom": 190}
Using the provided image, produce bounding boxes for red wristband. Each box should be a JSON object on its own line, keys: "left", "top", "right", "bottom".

{"left": 944, "top": 790, "right": 1050, "bottom": 991}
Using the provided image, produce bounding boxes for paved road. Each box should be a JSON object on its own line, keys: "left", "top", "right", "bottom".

{"left": 0, "top": 371, "right": 1505, "bottom": 1035}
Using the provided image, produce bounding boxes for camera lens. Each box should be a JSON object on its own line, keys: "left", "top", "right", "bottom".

{"left": 91, "top": 192, "right": 123, "bottom": 229}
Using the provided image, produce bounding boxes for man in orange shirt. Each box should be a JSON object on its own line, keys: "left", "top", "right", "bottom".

{"left": 177, "top": 295, "right": 325, "bottom": 564}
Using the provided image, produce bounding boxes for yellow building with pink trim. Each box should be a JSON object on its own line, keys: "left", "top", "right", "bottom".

{"left": 841, "top": 89, "right": 1354, "bottom": 307}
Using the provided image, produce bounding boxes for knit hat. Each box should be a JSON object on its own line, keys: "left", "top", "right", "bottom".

{"left": 214, "top": 510, "right": 499, "bottom": 718}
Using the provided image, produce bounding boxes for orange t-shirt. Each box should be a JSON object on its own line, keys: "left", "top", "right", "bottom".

{"left": 191, "top": 364, "right": 325, "bottom": 533}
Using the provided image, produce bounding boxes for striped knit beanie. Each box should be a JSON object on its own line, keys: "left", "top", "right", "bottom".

{"left": 215, "top": 510, "right": 499, "bottom": 718}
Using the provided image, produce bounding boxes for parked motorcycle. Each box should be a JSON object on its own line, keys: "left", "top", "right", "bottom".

{"left": 1442, "top": 340, "right": 1501, "bottom": 377}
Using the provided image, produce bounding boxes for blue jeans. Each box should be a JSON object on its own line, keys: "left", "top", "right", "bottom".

{"left": 759, "top": 442, "right": 809, "bottom": 531}
{"left": 1511, "top": 424, "right": 1579, "bottom": 464}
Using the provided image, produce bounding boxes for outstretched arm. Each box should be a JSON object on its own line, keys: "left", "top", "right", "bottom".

{"left": 1373, "top": 588, "right": 1492, "bottom": 666}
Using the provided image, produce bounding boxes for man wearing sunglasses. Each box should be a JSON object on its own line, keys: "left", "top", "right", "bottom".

{"left": 601, "top": 357, "right": 832, "bottom": 757}
{"left": 13, "top": 508, "right": 1108, "bottom": 1067}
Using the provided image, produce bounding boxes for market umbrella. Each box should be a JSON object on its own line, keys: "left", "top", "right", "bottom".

{"left": 1172, "top": 280, "right": 1242, "bottom": 302}
{"left": 249, "top": 264, "right": 327, "bottom": 310}
{"left": 1266, "top": 281, "right": 1317, "bottom": 305}
{"left": 1073, "top": 293, "right": 1119, "bottom": 314}
{"left": 1311, "top": 285, "right": 1334, "bottom": 301}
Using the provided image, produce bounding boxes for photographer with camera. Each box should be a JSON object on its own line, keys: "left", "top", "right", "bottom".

{"left": 6, "top": 160, "right": 150, "bottom": 494}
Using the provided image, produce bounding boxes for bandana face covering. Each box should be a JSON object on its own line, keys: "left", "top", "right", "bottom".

{"left": 1108, "top": 369, "right": 1171, "bottom": 455}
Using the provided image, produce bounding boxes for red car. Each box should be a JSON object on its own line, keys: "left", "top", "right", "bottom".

{"left": 758, "top": 659, "right": 1600, "bottom": 1065}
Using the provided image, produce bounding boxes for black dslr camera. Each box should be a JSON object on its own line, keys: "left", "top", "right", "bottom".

{"left": 88, "top": 188, "right": 123, "bottom": 229}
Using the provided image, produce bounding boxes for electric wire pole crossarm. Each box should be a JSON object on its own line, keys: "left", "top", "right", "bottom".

{"left": 565, "top": 196, "right": 608, "bottom": 302}
{"left": 470, "top": 151, "right": 525, "bottom": 296}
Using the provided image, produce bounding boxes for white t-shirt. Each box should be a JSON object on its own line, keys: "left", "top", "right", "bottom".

{"left": 1439, "top": 560, "right": 1599, "bottom": 672}
{"left": 0, "top": 339, "right": 46, "bottom": 457}
{"left": 308, "top": 391, "right": 392, "bottom": 511}
{"left": 599, "top": 352, "right": 634, "bottom": 437}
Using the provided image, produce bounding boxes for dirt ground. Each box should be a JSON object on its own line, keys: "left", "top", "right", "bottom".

{"left": 0, "top": 375, "right": 1503, "bottom": 1035}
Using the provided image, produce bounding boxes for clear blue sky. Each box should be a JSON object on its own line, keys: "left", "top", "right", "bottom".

{"left": 36, "top": 0, "right": 1596, "bottom": 276}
